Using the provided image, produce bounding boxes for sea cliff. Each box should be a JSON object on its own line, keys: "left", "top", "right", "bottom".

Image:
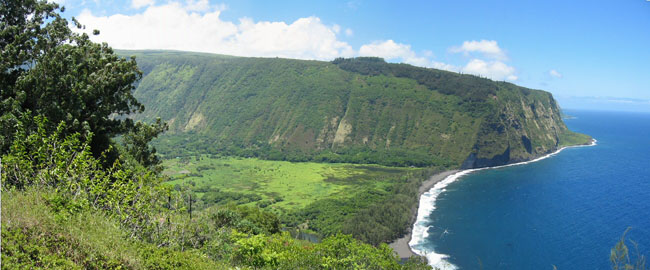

{"left": 121, "top": 50, "right": 590, "bottom": 168}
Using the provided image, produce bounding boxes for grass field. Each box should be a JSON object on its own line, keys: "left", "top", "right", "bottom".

{"left": 162, "top": 155, "right": 419, "bottom": 211}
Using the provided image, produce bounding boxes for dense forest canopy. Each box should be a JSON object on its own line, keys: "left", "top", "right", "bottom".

{"left": 332, "top": 56, "right": 498, "bottom": 101}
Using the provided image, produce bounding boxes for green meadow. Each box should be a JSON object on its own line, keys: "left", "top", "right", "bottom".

{"left": 163, "top": 155, "right": 418, "bottom": 211}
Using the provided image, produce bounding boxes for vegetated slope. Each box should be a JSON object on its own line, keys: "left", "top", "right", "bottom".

{"left": 124, "top": 50, "right": 591, "bottom": 168}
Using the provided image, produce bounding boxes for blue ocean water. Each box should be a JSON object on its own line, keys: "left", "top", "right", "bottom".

{"left": 414, "top": 110, "right": 650, "bottom": 269}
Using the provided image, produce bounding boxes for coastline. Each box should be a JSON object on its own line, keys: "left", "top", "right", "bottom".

{"left": 388, "top": 169, "right": 459, "bottom": 260}
{"left": 390, "top": 138, "right": 598, "bottom": 263}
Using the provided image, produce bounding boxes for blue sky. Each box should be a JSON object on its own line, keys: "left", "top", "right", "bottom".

{"left": 55, "top": 0, "right": 650, "bottom": 111}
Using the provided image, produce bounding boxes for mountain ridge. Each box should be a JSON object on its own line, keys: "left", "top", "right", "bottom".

{"left": 120, "top": 50, "right": 591, "bottom": 168}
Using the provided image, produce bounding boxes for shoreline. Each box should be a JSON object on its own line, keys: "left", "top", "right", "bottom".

{"left": 388, "top": 169, "right": 459, "bottom": 260}
{"left": 390, "top": 139, "right": 598, "bottom": 262}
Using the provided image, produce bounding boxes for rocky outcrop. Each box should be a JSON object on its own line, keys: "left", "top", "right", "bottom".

{"left": 461, "top": 88, "right": 572, "bottom": 168}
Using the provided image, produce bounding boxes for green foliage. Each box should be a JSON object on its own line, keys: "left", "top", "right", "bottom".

{"left": 1, "top": 189, "right": 220, "bottom": 270}
{"left": 163, "top": 155, "right": 438, "bottom": 245}
{"left": 163, "top": 155, "right": 414, "bottom": 211}
{"left": 1, "top": 3, "right": 433, "bottom": 268}
{"left": 2, "top": 186, "right": 431, "bottom": 269}
{"left": 332, "top": 57, "right": 497, "bottom": 101}
{"left": 136, "top": 245, "right": 217, "bottom": 270}
{"left": 0, "top": 122, "right": 429, "bottom": 267}
{"left": 2, "top": 116, "right": 92, "bottom": 189}
{"left": 313, "top": 234, "right": 406, "bottom": 269}
{"left": 235, "top": 206, "right": 282, "bottom": 234}
{"left": 0, "top": 0, "right": 165, "bottom": 164}
{"left": 611, "top": 229, "right": 647, "bottom": 270}
{"left": 122, "top": 117, "right": 169, "bottom": 171}
{"left": 209, "top": 206, "right": 280, "bottom": 235}
{"left": 43, "top": 192, "right": 87, "bottom": 222}
{"left": 2, "top": 116, "right": 164, "bottom": 239}
{"left": 233, "top": 234, "right": 280, "bottom": 268}
{"left": 558, "top": 129, "right": 593, "bottom": 147}
{"left": 125, "top": 50, "right": 587, "bottom": 169}
{"left": 299, "top": 169, "right": 437, "bottom": 245}
{"left": 2, "top": 226, "right": 122, "bottom": 269}
{"left": 230, "top": 232, "right": 430, "bottom": 269}
{"left": 202, "top": 189, "right": 263, "bottom": 206}
{"left": 1, "top": 126, "right": 425, "bottom": 268}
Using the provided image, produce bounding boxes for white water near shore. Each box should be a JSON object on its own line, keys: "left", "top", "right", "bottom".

{"left": 408, "top": 139, "right": 597, "bottom": 269}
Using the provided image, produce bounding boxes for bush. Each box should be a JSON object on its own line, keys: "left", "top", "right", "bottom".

{"left": 2, "top": 116, "right": 165, "bottom": 240}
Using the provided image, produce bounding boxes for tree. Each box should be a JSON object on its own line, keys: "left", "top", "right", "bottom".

{"left": 0, "top": 0, "right": 160, "bottom": 164}
{"left": 122, "top": 117, "right": 168, "bottom": 171}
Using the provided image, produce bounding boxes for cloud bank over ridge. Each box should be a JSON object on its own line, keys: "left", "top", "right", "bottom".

{"left": 77, "top": 0, "right": 518, "bottom": 81}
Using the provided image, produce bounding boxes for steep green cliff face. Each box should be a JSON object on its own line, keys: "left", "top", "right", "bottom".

{"left": 462, "top": 86, "right": 572, "bottom": 168}
{"left": 123, "top": 50, "right": 590, "bottom": 168}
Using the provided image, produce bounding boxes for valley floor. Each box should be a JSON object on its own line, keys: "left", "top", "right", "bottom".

{"left": 161, "top": 155, "right": 440, "bottom": 246}
{"left": 162, "top": 155, "right": 418, "bottom": 212}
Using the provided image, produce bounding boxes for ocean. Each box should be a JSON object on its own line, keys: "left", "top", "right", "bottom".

{"left": 409, "top": 110, "right": 650, "bottom": 269}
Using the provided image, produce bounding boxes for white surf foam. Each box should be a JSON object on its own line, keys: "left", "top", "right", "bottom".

{"left": 408, "top": 139, "right": 597, "bottom": 269}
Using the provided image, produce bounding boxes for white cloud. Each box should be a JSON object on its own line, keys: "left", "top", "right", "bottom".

{"left": 183, "top": 0, "right": 211, "bottom": 12}
{"left": 430, "top": 62, "right": 458, "bottom": 71}
{"left": 448, "top": 40, "right": 517, "bottom": 81}
{"left": 450, "top": 40, "right": 507, "bottom": 60}
{"left": 549, "top": 69, "right": 563, "bottom": 78}
{"left": 358, "top": 40, "right": 456, "bottom": 71}
{"left": 359, "top": 40, "right": 416, "bottom": 60}
{"left": 75, "top": 3, "right": 519, "bottom": 80}
{"left": 462, "top": 59, "right": 517, "bottom": 81}
{"left": 76, "top": 2, "right": 354, "bottom": 60}
{"left": 131, "top": 0, "right": 155, "bottom": 9}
